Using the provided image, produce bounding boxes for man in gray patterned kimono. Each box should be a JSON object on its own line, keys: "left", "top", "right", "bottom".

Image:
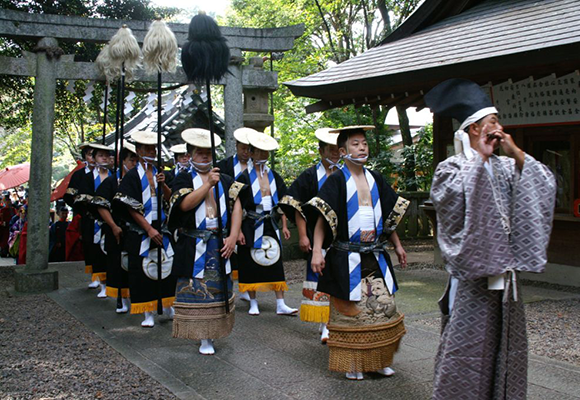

{"left": 425, "top": 79, "right": 556, "bottom": 400}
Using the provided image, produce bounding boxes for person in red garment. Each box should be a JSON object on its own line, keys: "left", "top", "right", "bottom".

{"left": 0, "top": 195, "right": 17, "bottom": 257}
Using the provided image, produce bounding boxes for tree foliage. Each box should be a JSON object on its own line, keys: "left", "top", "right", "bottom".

{"left": 0, "top": 0, "right": 179, "bottom": 181}
{"left": 225, "top": 0, "right": 421, "bottom": 184}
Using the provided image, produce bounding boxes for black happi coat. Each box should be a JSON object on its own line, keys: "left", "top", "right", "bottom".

{"left": 236, "top": 168, "right": 288, "bottom": 248}
{"left": 216, "top": 155, "right": 236, "bottom": 179}
{"left": 235, "top": 168, "right": 288, "bottom": 286}
{"left": 112, "top": 166, "right": 176, "bottom": 306}
{"left": 64, "top": 167, "right": 88, "bottom": 209}
{"left": 304, "top": 168, "right": 406, "bottom": 301}
{"left": 92, "top": 174, "right": 129, "bottom": 292}
{"left": 168, "top": 171, "right": 244, "bottom": 278}
{"left": 280, "top": 164, "right": 320, "bottom": 225}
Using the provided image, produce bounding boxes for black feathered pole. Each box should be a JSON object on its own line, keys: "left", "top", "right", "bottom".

{"left": 143, "top": 19, "right": 179, "bottom": 315}
{"left": 181, "top": 12, "right": 231, "bottom": 313}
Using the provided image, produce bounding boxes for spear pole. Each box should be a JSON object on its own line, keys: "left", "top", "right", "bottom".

{"left": 206, "top": 80, "right": 230, "bottom": 314}
{"left": 156, "top": 71, "right": 164, "bottom": 315}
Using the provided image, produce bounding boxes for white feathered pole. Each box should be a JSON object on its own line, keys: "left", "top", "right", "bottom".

{"left": 143, "top": 19, "right": 178, "bottom": 316}
{"left": 95, "top": 45, "right": 112, "bottom": 145}
{"left": 108, "top": 25, "right": 141, "bottom": 176}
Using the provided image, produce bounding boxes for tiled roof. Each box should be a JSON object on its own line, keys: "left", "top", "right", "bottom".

{"left": 286, "top": 0, "right": 580, "bottom": 100}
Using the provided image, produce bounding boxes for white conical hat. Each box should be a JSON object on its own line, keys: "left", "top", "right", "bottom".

{"left": 87, "top": 143, "right": 113, "bottom": 152}
{"left": 247, "top": 130, "right": 278, "bottom": 151}
{"left": 117, "top": 140, "right": 136, "bottom": 155}
{"left": 328, "top": 125, "right": 375, "bottom": 133}
{"left": 233, "top": 127, "right": 255, "bottom": 145}
{"left": 181, "top": 128, "right": 222, "bottom": 148}
{"left": 169, "top": 143, "right": 187, "bottom": 154}
{"left": 315, "top": 127, "right": 339, "bottom": 145}
{"left": 131, "top": 130, "right": 166, "bottom": 145}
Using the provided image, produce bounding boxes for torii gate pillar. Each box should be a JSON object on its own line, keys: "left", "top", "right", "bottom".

{"left": 14, "top": 37, "right": 59, "bottom": 293}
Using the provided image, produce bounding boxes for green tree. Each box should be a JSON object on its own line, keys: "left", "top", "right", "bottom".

{"left": 225, "top": 0, "right": 420, "bottom": 183}
{"left": 0, "top": 0, "right": 179, "bottom": 182}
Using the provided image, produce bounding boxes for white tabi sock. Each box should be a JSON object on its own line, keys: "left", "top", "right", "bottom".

{"left": 199, "top": 339, "right": 215, "bottom": 355}
{"left": 249, "top": 299, "right": 260, "bottom": 315}
{"left": 88, "top": 277, "right": 100, "bottom": 289}
{"left": 321, "top": 324, "right": 329, "bottom": 344}
{"left": 116, "top": 297, "right": 130, "bottom": 314}
{"left": 97, "top": 283, "right": 107, "bottom": 298}
{"left": 239, "top": 291, "right": 251, "bottom": 302}
{"left": 163, "top": 306, "right": 175, "bottom": 319}
{"left": 276, "top": 299, "right": 298, "bottom": 315}
{"left": 376, "top": 367, "right": 395, "bottom": 376}
{"left": 345, "top": 372, "right": 364, "bottom": 380}
{"left": 141, "top": 311, "right": 154, "bottom": 328}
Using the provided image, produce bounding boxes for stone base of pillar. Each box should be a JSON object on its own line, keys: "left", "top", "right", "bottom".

{"left": 14, "top": 269, "right": 59, "bottom": 293}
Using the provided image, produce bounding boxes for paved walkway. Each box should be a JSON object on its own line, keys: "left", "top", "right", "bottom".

{"left": 13, "top": 253, "right": 580, "bottom": 400}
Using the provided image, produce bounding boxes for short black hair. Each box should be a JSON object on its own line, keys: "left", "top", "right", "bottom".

{"left": 337, "top": 129, "right": 367, "bottom": 150}
{"left": 318, "top": 140, "right": 328, "bottom": 151}
{"left": 186, "top": 144, "right": 197, "bottom": 154}
{"left": 120, "top": 147, "right": 136, "bottom": 161}
{"left": 81, "top": 147, "right": 93, "bottom": 159}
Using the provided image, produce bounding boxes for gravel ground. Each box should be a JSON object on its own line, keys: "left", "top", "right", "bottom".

{"left": 0, "top": 266, "right": 177, "bottom": 400}
{"left": 413, "top": 297, "right": 580, "bottom": 366}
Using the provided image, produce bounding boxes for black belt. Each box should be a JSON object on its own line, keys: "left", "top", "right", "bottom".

{"left": 332, "top": 240, "right": 387, "bottom": 254}
{"left": 126, "top": 222, "right": 170, "bottom": 236}
{"left": 179, "top": 227, "right": 228, "bottom": 242}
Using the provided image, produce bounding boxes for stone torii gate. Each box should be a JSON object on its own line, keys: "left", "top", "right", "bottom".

{"left": 0, "top": 8, "right": 303, "bottom": 293}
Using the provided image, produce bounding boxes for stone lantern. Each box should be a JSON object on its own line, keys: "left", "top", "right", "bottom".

{"left": 243, "top": 56, "right": 275, "bottom": 132}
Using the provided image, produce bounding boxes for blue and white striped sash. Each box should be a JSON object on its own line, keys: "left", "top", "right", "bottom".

{"left": 93, "top": 168, "right": 111, "bottom": 244}
{"left": 250, "top": 164, "right": 279, "bottom": 249}
{"left": 316, "top": 162, "right": 327, "bottom": 190}
{"left": 191, "top": 169, "right": 230, "bottom": 279}
{"left": 137, "top": 162, "right": 173, "bottom": 258}
{"left": 342, "top": 166, "right": 396, "bottom": 301}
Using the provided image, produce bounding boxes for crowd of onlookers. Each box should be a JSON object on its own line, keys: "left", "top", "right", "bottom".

{"left": 0, "top": 187, "right": 73, "bottom": 264}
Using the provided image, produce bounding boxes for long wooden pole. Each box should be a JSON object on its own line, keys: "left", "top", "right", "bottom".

{"left": 206, "top": 80, "right": 230, "bottom": 314}
{"left": 156, "top": 71, "right": 164, "bottom": 315}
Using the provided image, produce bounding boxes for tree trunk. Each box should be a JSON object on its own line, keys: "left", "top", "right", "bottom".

{"left": 396, "top": 104, "right": 417, "bottom": 190}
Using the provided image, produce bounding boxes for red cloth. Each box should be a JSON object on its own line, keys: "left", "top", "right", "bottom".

{"left": 0, "top": 206, "right": 16, "bottom": 249}
{"left": 18, "top": 221, "right": 27, "bottom": 265}
{"left": 65, "top": 214, "right": 84, "bottom": 261}
{"left": 51, "top": 160, "right": 84, "bottom": 202}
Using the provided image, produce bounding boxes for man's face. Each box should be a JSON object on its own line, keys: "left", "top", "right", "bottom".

{"left": 470, "top": 114, "right": 503, "bottom": 149}
{"left": 250, "top": 148, "right": 270, "bottom": 162}
{"left": 176, "top": 153, "right": 190, "bottom": 165}
{"left": 339, "top": 133, "right": 368, "bottom": 161}
{"left": 320, "top": 143, "right": 340, "bottom": 164}
{"left": 191, "top": 147, "right": 212, "bottom": 164}
{"left": 236, "top": 142, "right": 251, "bottom": 162}
{"left": 123, "top": 154, "right": 138, "bottom": 171}
{"left": 60, "top": 210, "right": 69, "bottom": 221}
{"left": 94, "top": 150, "right": 110, "bottom": 166}
{"left": 137, "top": 144, "right": 157, "bottom": 160}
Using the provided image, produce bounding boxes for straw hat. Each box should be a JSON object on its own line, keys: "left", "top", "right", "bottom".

{"left": 315, "top": 128, "right": 339, "bottom": 145}
{"left": 119, "top": 141, "right": 136, "bottom": 155}
{"left": 247, "top": 130, "right": 278, "bottom": 151}
{"left": 169, "top": 143, "right": 188, "bottom": 154}
{"left": 131, "top": 131, "right": 165, "bottom": 145}
{"left": 78, "top": 142, "right": 91, "bottom": 149}
{"left": 233, "top": 127, "right": 255, "bottom": 145}
{"left": 88, "top": 143, "right": 113, "bottom": 152}
{"left": 181, "top": 128, "right": 222, "bottom": 148}
{"left": 328, "top": 125, "right": 375, "bottom": 133}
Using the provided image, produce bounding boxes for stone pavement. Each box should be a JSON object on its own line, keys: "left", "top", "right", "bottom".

{"left": 16, "top": 253, "right": 580, "bottom": 400}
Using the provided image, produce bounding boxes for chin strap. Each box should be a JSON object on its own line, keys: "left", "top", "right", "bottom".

{"left": 254, "top": 159, "right": 268, "bottom": 177}
{"left": 341, "top": 154, "right": 368, "bottom": 165}
{"left": 325, "top": 158, "right": 341, "bottom": 170}
{"left": 190, "top": 160, "right": 212, "bottom": 173}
